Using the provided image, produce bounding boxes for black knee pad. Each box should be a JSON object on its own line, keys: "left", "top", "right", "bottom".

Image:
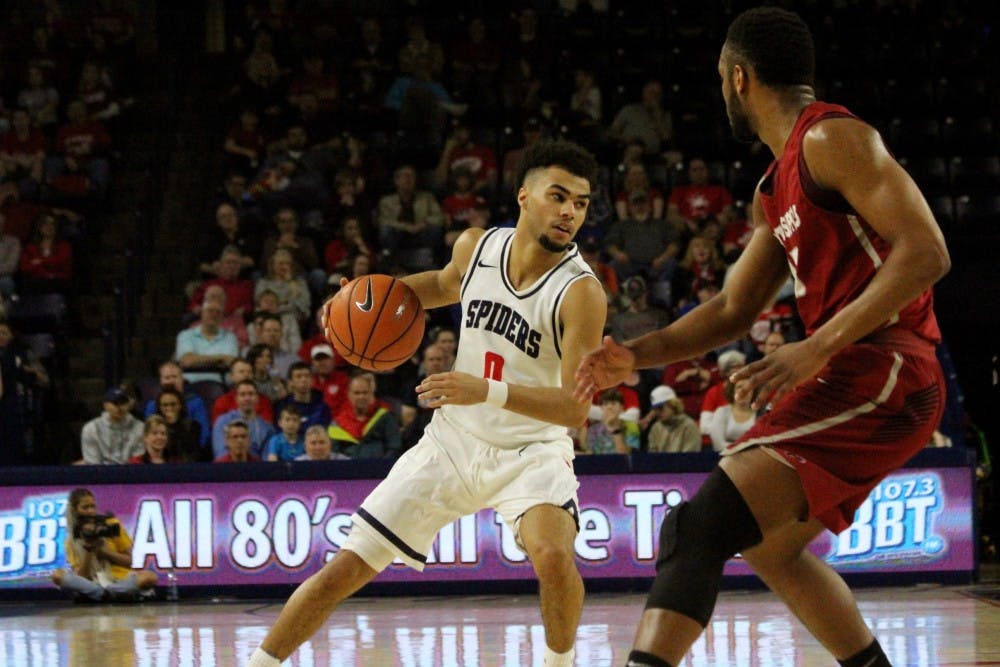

{"left": 644, "top": 467, "right": 763, "bottom": 626}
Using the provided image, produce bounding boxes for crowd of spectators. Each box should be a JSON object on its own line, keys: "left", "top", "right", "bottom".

{"left": 0, "top": 1, "right": 138, "bottom": 464}
{"left": 4, "top": 2, "right": 987, "bottom": 465}
{"left": 117, "top": 3, "right": 813, "bottom": 464}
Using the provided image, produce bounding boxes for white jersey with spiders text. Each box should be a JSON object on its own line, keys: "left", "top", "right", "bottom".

{"left": 437, "top": 227, "right": 598, "bottom": 449}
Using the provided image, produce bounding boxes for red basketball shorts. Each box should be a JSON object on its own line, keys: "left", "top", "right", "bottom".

{"left": 724, "top": 328, "right": 946, "bottom": 534}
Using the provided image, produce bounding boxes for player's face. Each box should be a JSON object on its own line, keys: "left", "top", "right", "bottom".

{"left": 719, "top": 47, "right": 756, "bottom": 143}
{"left": 518, "top": 167, "right": 591, "bottom": 253}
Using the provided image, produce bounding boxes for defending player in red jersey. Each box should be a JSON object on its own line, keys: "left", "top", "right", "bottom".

{"left": 575, "top": 7, "right": 949, "bottom": 667}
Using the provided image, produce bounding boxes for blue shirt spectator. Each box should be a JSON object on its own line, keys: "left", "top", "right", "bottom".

{"left": 274, "top": 362, "right": 332, "bottom": 431}
{"left": 266, "top": 431, "right": 305, "bottom": 462}
{"left": 175, "top": 302, "right": 239, "bottom": 384}
{"left": 141, "top": 361, "right": 210, "bottom": 446}
{"left": 211, "top": 381, "right": 275, "bottom": 459}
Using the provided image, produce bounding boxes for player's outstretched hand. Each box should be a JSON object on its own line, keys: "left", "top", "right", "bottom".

{"left": 730, "top": 339, "right": 828, "bottom": 410}
{"left": 573, "top": 335, "right": 635, "bottom": 401}
{"left": 417, "top": 371, "right": 489, "bottom": 407}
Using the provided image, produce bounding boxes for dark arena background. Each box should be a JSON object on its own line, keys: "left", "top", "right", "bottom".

{"left": 0, "top": 1, "right": 997, "bottom": 665}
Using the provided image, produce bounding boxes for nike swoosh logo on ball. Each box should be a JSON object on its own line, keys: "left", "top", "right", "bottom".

{"left": 355, "top": 280, "right": 374, "bottom": 312}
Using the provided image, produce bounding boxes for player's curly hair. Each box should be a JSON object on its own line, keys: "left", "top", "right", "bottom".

{"left": 515, "top": 139, "right": 598, "bottom": 189}
{"left": 725, "top": 7, "right": 815, "bottom": 89}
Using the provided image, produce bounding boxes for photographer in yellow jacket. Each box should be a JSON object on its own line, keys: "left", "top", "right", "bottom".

{"left": 50, "top": 488, "right": 158, "bottom": 602}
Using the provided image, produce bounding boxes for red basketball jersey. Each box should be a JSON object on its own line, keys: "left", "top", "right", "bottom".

{"left": 758, "top": 102, "right": 941, "bottom": 343}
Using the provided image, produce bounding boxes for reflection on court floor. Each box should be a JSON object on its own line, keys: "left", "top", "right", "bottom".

{"left": 0, "top": 586, "right": 997, "bottom": 666}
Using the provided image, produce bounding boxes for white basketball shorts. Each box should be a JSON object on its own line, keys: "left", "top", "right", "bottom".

{"left": 344, "top": 411, "right": 580, "bottom": 572}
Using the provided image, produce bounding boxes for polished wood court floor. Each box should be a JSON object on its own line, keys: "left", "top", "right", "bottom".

{"left": 2, "top": 578, "right": 998, "bottom": 666}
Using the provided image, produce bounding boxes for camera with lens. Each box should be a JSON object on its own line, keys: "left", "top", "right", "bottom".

{"left": 73, "top": 514, "right": 121, "bottom": 540}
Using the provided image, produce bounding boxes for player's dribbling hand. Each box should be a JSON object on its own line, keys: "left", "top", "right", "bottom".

{"left": 321, "top": 278, "right": 352, "bottom": 342}
{"left": 730, "top": 339, "right": 828, "bottom": 411}
{"left": 573, "top": 336, "right": 635, "bottom": 401}
{"left": 416, "top": 371, "right": 486, "bottom": 407}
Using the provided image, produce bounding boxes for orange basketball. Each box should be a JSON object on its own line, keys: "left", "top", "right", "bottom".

{"left": 324, "top": 274, "right": 425, "bottom": 371}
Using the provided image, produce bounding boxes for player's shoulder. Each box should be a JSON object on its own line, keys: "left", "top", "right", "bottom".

{"left": 456, "top": 226, "right": 502, "bottom": 255}
{"left": 559, "top": 267, "right": 606, "bottom": 319}
{"left": 803, "top": 113, "right": 881, "bottom": 154}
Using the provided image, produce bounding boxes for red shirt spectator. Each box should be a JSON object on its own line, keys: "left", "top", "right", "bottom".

{"left": 214, "top": 452, "right": 261, "bottom": 463}
{"left": 307, "top": 344, "right": 350, "bottom": 413}
{"left": 288, "top": 54, "right": 338, "bottom": 113}
{"left": 661, "top": 357, "right": 719, "bottom": 420}
{"left": 76, "top": 61, "right": 119, "bottom": 120}
{"left": 447, "top": 144, "right": 496, "bottom": 188}
{"left": 224, "top": 109, "right": 266, "bottom": 170}
{"left": 669, "top": 183, "right": 733, "bottom": 224}
{"left": 330, "top": 395, "right": 393, "bottom": 441}
{"left": 435, "top": 121, "right": 497, "bottom": 191}
{"left": 189, "top": 276, "right": 254, "bottom": 317}
{"left": 18, "top": 239, "right": 72, "bottom": 280}
{"left": 212, "top": 390, "right": 274, "bottom": 425}
{"left": 589, "top": 382, "right": 641, "bottom": 422}
{"left": 442, "top": 191, "right": 487, "bottom": 226}
{"left": 0, "top": 127, "right": 46, "bottom": 159}
{"left": 313, "top": 368, "right": 350, "bottom": 414}
{"left": 0, "top": 200, "right": 46, "bottom": 241}
{"left": 299, "top": 332, "right": 335, "bottom": 363}
{"left": 722, "top": 213, "right": 754, "bottom": 259}
{"left": 0, "top": 109, "right": 46, "bottom": 180}
{"left": 18, "top": 212, "right": 73, "bottom": 284}
{"left": 55, "top": 104, "right": 111, "bottom": 160}
{"left": 667, "top": 158, "right": 734, "bottom": 234}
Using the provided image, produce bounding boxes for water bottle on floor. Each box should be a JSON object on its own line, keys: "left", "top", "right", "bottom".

{"left": 165, "top": 571, "right": 179, "bottom": 602}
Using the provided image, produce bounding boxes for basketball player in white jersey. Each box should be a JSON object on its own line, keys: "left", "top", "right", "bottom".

{"left": 249, "top": 140, "right": 606, "bottom": 667}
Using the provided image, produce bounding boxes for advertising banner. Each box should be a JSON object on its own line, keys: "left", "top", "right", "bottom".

{"left": 0, "top": 467, "right": 974, "bottom": 590}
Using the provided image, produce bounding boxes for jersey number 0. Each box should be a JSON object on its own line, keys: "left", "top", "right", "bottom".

{"left": 483, "top": 352, "right": 505, "bottom": 380}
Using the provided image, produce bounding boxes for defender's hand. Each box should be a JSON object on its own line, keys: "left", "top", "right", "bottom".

{"left": 573, "top": 336, "right": 635, "bottom": 401}
{"left": 730, "top": 339, "right": 829, "bottom": 411}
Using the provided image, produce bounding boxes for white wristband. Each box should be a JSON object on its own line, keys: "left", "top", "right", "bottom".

{"left": 485, "top": 379, "right": 508, "bottom": 408}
